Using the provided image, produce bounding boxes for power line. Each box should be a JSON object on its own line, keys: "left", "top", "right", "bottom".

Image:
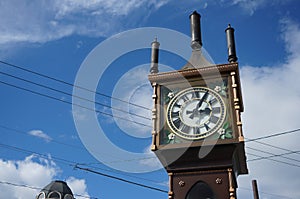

{"left": 0, "top": 71, "right": 151, "bottom": 121}
{"left": 251, "top": 139, "right": 300, "bottom": 156}
{"left": 246, "top": 128, "right": 300, "bottom": 142}
{"left": 246, "top": 151, "right": 300, "bottom": 168}
{"left": 0, "top": 80, "right": 151, "bottom": 128}
{"left": 0, "top": 142, "right": 165, "bottom": 191}
{"left": 0, "top": 180, "right": 97, "bottom": 199}
{"left": 74, "top": 165, "right": 168, "bottom": 194}
{"left": 248, "top": 150, "right": 300, "bottom": 162}
{"left": 0, "top": 60, "right": 151, "bottom": 111}
{"left": 247, "top": 146, "right": 300, "bottom": 163}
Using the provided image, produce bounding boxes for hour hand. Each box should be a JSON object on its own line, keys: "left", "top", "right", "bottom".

{"left": 186, "top": 110, "right": 194, "bottom": 115}
{"left": 199, "top": 107, "right": 211, "bottom": 115}
{"left": 187, "top": 109, "right": 197, "bottom": 119}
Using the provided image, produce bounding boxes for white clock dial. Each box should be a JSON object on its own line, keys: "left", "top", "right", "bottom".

{"left": 166, "top": 87, "right": 226, "bottom": 140}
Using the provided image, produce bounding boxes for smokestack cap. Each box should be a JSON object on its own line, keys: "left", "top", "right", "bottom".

{"left": 190, "top": 10, "right": 202, "bottom": 50}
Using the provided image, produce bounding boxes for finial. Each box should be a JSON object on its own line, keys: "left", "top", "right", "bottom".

{"left": 190, "top": 10, "right": 202, "bottom": 50}
{"left": 225, "top": 24, "right": 238, "bottom": 63}
{"left": 150, "top": 38, "right": 160, "bottom": 74}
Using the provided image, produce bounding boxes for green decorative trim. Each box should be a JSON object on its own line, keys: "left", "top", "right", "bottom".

{"left": 162, "top": 86, "right": 180, "bottom": 105}
{"left": 162, "top": 129, "right": 186, "bottom": 144}
{"left": 207, "top": 79, "right": 228, "bottom": 98}
{"left": 219, "top": 121, "right": 233, "bottom": 139}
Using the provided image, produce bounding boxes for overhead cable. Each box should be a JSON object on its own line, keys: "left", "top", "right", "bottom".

{"left": 0, "top": 60, "right": 151, "bottom": 111}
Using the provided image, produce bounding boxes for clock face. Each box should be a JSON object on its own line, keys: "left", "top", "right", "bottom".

{"left": 166, "top": 87, "right": 226, "bottom": 140}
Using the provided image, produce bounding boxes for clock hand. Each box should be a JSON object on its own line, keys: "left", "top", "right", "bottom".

{"left": 197, "top": 90, "right": 209, "bottom": 109}
{"left": 189, "top": 91, "right": 209, "bottom": 119}
{"left": 186, "top": 110, "right": 194, "bottom": 115}
{"left": 189, "top": 109, "right": 197, "bottom": 119}
{"left": 199, "top": 107, "right": 211, "bottom": 115}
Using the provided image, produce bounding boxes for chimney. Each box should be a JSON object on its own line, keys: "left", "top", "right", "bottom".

{"left": 150, "top": 38, "right": 160, "bottom": 74}
{"left": 181, "top": 11, "right": 212, "bottom": 69}
{"left": 225, "top": 24, "right": 238, "bottom": 63}
{"left": 190, "top": 11, "right": 202, "bottom": 50}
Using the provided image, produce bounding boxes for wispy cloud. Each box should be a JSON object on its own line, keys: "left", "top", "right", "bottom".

{"left": 28, "top": 130, "right": 52, "bottom": 142}
{"left": 0, "top": 0, "right": 169, "bottom": 45}
{"left": 227, "top": 0, "right": 292, "bottom": 15}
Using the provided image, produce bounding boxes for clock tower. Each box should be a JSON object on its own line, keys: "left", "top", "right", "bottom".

{"left": 148, "top": 11, "right": 248, "bottom": 199}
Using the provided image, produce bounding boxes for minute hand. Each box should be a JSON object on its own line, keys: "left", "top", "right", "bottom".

{"left": 197, "top": 91, "right": 209, "bottom": 109}
{"left": 189, "top": 90, "right": 209, "bottom": 119}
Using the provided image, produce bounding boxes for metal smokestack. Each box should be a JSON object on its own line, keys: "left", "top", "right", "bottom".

{"left": 190, "top": 11, "right": 202, "bottom": 50}
{"left": 225, "top": 24, "right": 238, "bottom": 63}
{"left": 150, "top": 38, "right": 160, "bottom": 74}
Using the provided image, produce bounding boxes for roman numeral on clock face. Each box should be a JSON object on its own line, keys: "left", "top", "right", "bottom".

{"left": 174, "top": 103, "right": 181, "bottom": 108}
{"left": 171, "top": 111, "right": 179, "bottom": 118}
{"left": 209, "top": 98, "right": 217, "bottom": 104}
{"left": 204, "top": 123, "right": 210, "bottom": 131}
{"left": 182, "top": 95, "right": 189, "bottom": 102}
{"left": 209, "top": 115, "right": 219, "bottom": 124}
{"left": 193, "top": 127, "right": 201, "bottom": 134}
{"left": 180, "top": 124, "right": 190, "bottom": 133}
{"left": 192, "top": 91, "right": 200, "bottom": 98}
{"left": 212, "top": 107, "right": 221, "bottom": 114}
{"left": 173, "top": 118, "right": 182, "bottom": 129}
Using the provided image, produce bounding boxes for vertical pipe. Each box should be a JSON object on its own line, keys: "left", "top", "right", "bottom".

{"left": 252, "top": 180, "right": 260, "bottom": 199}
{"left": 190, "top": 11, "right": 202, "bottom": 50}
{"left": 150, "top": 38, "right": 160, "bottom": 74}
{"left": 228, "top": 168, "right": 236, "bottom": 199}
{"left": 225, "top": 24, "right": 238, "bottom": 63}
{"left": 151, "top": 82, "right": 157, "bottom": 151}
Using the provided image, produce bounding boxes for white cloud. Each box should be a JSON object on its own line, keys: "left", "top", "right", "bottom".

{"left": 0, "top": 0, "right": 169, "bottom": 45}
{"left": 28, "top": 130, "right": 52, "bottom": 142}
{"left": 0, "top": 155, "right": 57, "bottom": 199}
{"left": 66, "top": 177, "right": 90, "bottom": 199}
{"left": 0, "top": 155, "right": 90, "bottom": 199}
{"left": 238, "top": 19, "right": 300, "bottom": 199}
{"left": 230, "top": 0, "right": 267, "bottom": 14}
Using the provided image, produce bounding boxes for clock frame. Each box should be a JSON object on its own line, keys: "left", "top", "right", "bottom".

{"left": 149, "top": 63, "right": 245, "bottom": 151}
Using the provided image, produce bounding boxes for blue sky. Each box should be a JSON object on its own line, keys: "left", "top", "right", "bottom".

{"left": 0, "top": 0, "right": 300, "bottom": 199}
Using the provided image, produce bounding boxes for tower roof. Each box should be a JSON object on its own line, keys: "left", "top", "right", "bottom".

{"left": 36, "top": 180, "right": 74, "bottom": 199}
